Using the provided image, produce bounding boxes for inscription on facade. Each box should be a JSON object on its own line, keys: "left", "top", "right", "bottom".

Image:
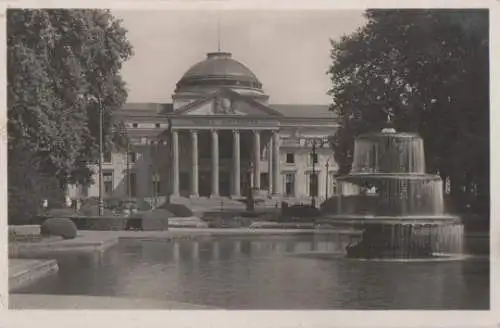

{"left": 172, "top": 118, "right": 279, "bottom": 127}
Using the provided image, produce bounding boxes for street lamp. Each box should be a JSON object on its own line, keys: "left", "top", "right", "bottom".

{"left": 325, "top": 158, "right": 330, "bottom": 200}
{"left": 97, "top": 96, "right": 104, "bottom": 216}
{"left": 247, "top": 162, "right": 255, "bottom": 211}
{"left": 309, "top": 138, "right": 328, "bottom": 208}
{"left": 82, "top": 94, "right": 104, "bottom": 216}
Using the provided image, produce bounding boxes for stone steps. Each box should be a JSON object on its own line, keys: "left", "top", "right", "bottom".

{"left": 9, "top": 259, "right": 59, "bottom": 292}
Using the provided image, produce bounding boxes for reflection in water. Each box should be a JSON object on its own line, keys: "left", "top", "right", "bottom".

{"left": 192, "top": 241, "right": 199, "bottom": 260}
{"left": 173, "top": 241, "right": 180, "bottom": 262}
{"left": 15, "top": 234, "right": 489, "bottom": 309}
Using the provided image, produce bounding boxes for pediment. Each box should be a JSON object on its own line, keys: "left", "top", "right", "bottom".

{"left": 174, "top": 89, "right": 283, "bottom": 117}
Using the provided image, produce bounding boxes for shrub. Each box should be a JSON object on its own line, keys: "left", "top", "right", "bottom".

{"left": 79, "top": 206, "right": 116, "bottom": 217}
{"left": 8, "top": 148, "right": 65, "bottom": 225}
{"left": 240, "top": 211, "right": 260, "bottom": 218}
{"left": 285, "top": 204, "right": 321, "bottom": 218}
{"left": 41, "top": 217, "right": 78, "bottom": 239}
{"left": 142, "top": 209, "right": 172, "bottom": 230}
{"left": 106, "top": 198, "right": 123, "bottom": 211}
{"left": 47, "top": 208, "right": 77, "bottom": 217}
{"left": 158, "top": 203, "right": 193, "bottom": 217}
{"left": 135, "top": 198, "right": 152, "bottom": 211}
{"left": 125, "top": 216, "right": 143, "bottom": 231}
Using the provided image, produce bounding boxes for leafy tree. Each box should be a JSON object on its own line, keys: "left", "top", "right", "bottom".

{"left": 7, "top": 9, "right": 133, "bottom": 222}
{"left": 328, "top": 9, "right": 489, "bottom": 214}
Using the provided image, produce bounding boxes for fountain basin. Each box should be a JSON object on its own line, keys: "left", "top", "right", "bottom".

{"left": 351, "top": 132, "right": 426, "bottom": 174}
{"left": 318, "top": 215, "right": 460, "bottom": 225}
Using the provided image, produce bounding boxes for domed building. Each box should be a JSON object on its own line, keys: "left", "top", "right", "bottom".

{"left": 72, "top": 51, "right": 343, "bottom": 208}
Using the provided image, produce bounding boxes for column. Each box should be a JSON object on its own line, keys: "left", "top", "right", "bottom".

{"left": 171, "top": 130, "right": 180, "bottom": 196}
{"left": 190, "top": 130, "right": 199, "bottom": 197}
{"left": 272, "top": 131, "right": 281, "bottom": 195}
{"left": 232, "top": 129, "right": 241, "bottom": 197}
{"left": 267, "top": 137, "right": 273, "bottom": 194}
{"left": 211, "top": 129, "right": 219, "bottom": 197}
{"left": 253, "top": 130, "right": 261, "bottom": 190}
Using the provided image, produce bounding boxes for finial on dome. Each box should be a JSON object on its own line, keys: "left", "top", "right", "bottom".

{"left": 217, "top": 16, "right": 221, "bottom": 52}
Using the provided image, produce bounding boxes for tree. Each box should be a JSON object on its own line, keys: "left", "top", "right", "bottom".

{"left": 7, "top": 9, "right": 133, "bottom": 222}
{"left": 328, "top": 9, "right": 489, "bottom": 214}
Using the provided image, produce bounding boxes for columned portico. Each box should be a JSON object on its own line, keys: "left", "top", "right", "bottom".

{"left": 169, "top": 125, "right": 282, "bottom": 199}
{"left": 211, "top": 129, "right": 219, "bottom": 197}
{"left": 232, "top": 129, "right": 241, "bottom": 197}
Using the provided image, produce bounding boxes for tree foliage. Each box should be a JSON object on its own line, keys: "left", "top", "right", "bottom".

{"left": 7, "top": 9, "right": 133, "bottom": 221}
{"left": 8, "top": 9, "right": 132, "bottom": 185}
{"left": 328, "top": 9, "right": 489, "bottom": 213}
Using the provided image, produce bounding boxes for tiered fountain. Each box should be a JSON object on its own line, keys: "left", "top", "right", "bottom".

{"left": 320, "top": 121, "right": 464, "bottom": 259}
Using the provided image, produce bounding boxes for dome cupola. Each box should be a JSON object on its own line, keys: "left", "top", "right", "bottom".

{"left": 175, "top": 52, "right": 263, "bottom": 92}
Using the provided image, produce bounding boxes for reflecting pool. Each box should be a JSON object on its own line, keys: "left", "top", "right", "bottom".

{"left": 15, "top": 233, "right": 489, "bottom": 309}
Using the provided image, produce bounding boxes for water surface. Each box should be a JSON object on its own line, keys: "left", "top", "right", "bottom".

{"left": 15, "top": 233, "right": 489, "bottom": 309}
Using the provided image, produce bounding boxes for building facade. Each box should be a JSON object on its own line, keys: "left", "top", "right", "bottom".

{"left": 72, "top": 51, "right": 348, "bottom": 204}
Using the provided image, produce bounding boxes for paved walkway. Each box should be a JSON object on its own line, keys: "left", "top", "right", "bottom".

{"left": 9, "top": 294, "right": 217, "bottom": 309}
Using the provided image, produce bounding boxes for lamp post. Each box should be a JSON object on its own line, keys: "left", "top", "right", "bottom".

{"left": 78, "top": 93, "right": 104, "bottom": 216}
{"left": 325, "top": 158, "right": 330, "bottom": 200}
{"left": 98, "top": 96, "right": 104, "bottom": 216}
{"left": 126, "top": 140, "right": 131, "bottom": 201}
{"left": 309, "top": 138, "right": 327, "bottom": 208}
{"left": 166, "top": 118, "right": 173, "bottom": 205}
{"left": 149, "top": 164, "right": 154, "bottom": 208}
{"left": 85, "top": 94, "right": 104, "bottom": 216}
{"left": 247, "top": 162, "right": 255, "bottom": 211}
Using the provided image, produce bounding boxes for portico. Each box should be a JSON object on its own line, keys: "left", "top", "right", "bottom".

{"left": 169, "top": 124, "right": 281, "bottom": 199}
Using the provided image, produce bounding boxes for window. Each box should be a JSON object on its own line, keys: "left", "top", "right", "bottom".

{"left": 132, "top": 123, "right": 138, "bottom": 128}
{"left": 445, "top": 177, "right": 451, "bottom": 194}
{"left": 261, "top": 173, "right": 269, "bottom": 191}
{"left": 285, "top": 173, "right": 295, "bottom": 197}
{"left": 152, "top": 173, "right": 160, "bottom": 196}
{"left": 103, "top": 171, "right": 113, "bottom": 196}
{"left": 79, "top": 185, "right": 88, "bottom": 197}
{"left": 128, "top": 151, "right": 137, "bottom": 163}
{"left": 103, "top": 151, "right": 112, "bottom": 163}
{"left": 309, "top": 172, "right": 318, "bottom": 197}
{"left": 129, "top": 173, "right": 137, "bottom": 197}
{"left": 310, "top": 153, "right": 318, "bottom": 164}
{"left": 286, "top": 153, "right": 295, "bottom": 164}
{"left": 332, "top": 179, "right": 338, "bottom": 196}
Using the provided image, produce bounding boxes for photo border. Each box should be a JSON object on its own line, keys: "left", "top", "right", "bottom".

{"left": 0, "top": 1, "right": 497, "bottom": 327}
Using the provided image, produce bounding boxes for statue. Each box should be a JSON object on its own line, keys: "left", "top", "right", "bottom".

{"left": 382, "top": 108, "right": 396, "bottom": 134}
{"left": 387, "top": 112, "right": 394, "bottom": 124}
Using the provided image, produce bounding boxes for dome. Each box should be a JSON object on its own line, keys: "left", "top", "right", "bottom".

{"left": 175, "top": 52, "right": 263, "bottom": 91}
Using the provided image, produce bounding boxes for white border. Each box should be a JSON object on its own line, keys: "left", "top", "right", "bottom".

{"left": 0, "top": 1, "right": 498, "bottom": 327}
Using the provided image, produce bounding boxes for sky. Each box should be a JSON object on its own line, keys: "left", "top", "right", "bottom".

{"left": 114, "top": 10, "right": 367, "bottom": 105}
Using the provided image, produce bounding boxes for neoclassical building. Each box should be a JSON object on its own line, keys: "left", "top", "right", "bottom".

{"left": 72, "top": 51, "right": 345, "bottom": 205}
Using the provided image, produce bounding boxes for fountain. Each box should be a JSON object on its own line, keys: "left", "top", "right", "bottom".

{"left": 319, "top": 117, "right": 464, "bottom": 259}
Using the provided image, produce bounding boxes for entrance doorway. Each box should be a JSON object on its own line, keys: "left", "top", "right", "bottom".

{"left": 284, "top": 173, "right": 295, "bottom": 197}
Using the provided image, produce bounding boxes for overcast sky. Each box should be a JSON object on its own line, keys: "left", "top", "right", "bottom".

{"left": 114, "top": 10, "right": 366, "bottom": 105}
